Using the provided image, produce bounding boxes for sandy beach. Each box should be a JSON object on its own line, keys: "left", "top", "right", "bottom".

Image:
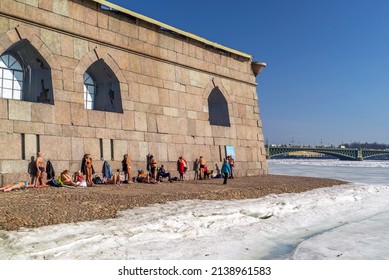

{"left": 0, "top": 175, "right": 346, "bottom": 231}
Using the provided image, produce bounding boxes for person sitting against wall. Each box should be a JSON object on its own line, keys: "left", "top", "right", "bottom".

{"left": 158, "top": 165, "right": 173, "bottom": 182}
{"left": 134, "top": 169, "right": 150, "bottom": 183}
{"left": 103, "top": 169, "right": 121, "bottom": 186}
{"left": 102, "top": 161, "right": 121, "bottom": 186}
{"left": 214, "top": 163, "right": 222, "bottom": 178}
{"left": 74, "top": 170, "right": 87, "bottom": 187}
{"left": 60, "top": 170, "right": 80, "bottom": 187}
{"left": 0, "top": 181, "right": 35, "bottom": 192}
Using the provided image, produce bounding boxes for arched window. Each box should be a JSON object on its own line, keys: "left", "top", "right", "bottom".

{"left": 208, "top": 86, "right": 231, "bottom": 127}
{"left": 83, "top": 72, "right": 95, "bottom": 110}
{"left": 0, "top": 39, "right": 54, "bottom": 104}
{"left": 0, "top": 53, "right": 23, "bottom": 100}
{"left": 83, "top": 59, "right": 123, "bottom": 113}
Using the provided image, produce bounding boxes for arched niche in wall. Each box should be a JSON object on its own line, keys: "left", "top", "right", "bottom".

{"left": 208, "top": 86, "right": 231, "bottom": 127}
{"left": 0, "top": 39, "right": 54, "bottom": 104}
{"left": 83, "top": 59, "right": 123, "bottom": 113}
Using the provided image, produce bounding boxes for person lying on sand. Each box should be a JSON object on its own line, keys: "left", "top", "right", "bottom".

{"left": 0, "top": 181, "right": 35, "bottom": 192}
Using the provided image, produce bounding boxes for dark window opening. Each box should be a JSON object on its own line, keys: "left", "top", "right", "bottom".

{"left": 110, "top": 139, "right": 114, "bottom": 161}
{"left": 208, "top": 87, "right": 231, "bottom": 127}
{"left": 99, "top": 138, "right": 104, "bottom": 160}
{"left": 84, "top": 59, "right": 123, "bottom": 113}
{"left": 36, "top": 134, "right": 40, "bottom": 153}
{"left": 21, "top": 134, "right": 25, "bottom": 160}
{"left": 0, "top": 39, "right": 54, "bottom": 104}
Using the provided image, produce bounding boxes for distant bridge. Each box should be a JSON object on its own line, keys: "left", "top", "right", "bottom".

{"left": 266, "top": 146, "right": 389, "bottom": 161}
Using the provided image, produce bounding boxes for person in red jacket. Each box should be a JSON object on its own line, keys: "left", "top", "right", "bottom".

{"left": 177, "top": 156, "right": 187, "bottom": 181}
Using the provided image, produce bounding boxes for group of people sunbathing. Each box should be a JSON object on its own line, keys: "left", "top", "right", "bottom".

{"left": 1, "top": 152, "right": 235, "bottom": 192}
{"left": 141, "top": 154, "right": 234, "bottom": 184}
{"left": 0, "top": 153, "right": 123, "bottom": 192}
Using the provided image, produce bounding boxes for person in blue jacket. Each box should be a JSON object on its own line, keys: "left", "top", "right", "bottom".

{"left": 221, "top": 158, "right": 231, "bottom": 185}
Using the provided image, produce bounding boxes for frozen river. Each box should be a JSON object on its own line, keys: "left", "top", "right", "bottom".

{"left": 1, "top": 159, "right": 389, "bottom": 260}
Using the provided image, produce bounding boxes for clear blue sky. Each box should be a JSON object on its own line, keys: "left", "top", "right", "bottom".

{"left": 109, "top": 0, "right": 389, "bottom": 146}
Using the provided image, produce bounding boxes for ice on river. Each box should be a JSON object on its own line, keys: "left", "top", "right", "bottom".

{"left": 1, "top": 180, "right": 389, "bottom": 260}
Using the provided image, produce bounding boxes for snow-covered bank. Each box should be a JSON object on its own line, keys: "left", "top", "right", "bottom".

{"left": 1, "top": 183, "right": 389, "bottom": 260}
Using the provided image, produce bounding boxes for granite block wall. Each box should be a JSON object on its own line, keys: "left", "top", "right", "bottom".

{"left": 0, "top": 0, "right": 267, "bottom": 184}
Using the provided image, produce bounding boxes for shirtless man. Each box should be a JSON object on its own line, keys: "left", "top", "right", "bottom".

{"left": 199, "top": 156, "right": 206, "bottom": 180}
{"left": 35, "top": 152, "right": 47, "bottom": 187}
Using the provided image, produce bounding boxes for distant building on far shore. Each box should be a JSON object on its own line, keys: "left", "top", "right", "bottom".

{"left": 0, "top": 0, "right": 267, "bottom": 184}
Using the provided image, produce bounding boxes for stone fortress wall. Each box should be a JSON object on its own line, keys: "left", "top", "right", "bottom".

{"left": 0, "top": 0, "right": 267, "bottom": 184}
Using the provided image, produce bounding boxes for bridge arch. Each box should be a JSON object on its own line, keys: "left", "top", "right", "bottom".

{"left": 267, "top": 147, "right": 360, "bottom": 161}
{"left": 267, "top": 146, "right": 389, "bottom": 161}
